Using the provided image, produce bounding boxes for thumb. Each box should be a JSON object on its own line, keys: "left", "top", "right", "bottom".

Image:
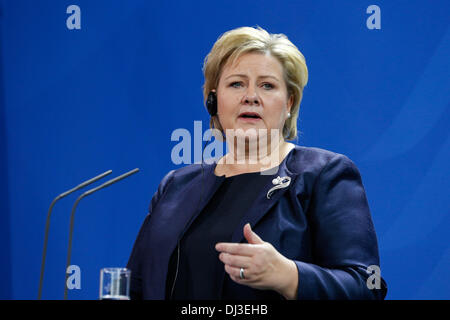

{"left": 244, "top": 223, "right": 264, "bottom": 244}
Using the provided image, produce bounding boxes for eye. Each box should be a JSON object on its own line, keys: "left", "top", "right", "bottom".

{"left": 261, "top": 82, "right": 274, "bottom": 90}
{"left": 229, "top": 81, "right": 243, "bottom": 88}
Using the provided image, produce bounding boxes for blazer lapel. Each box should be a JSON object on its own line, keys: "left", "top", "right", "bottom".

{"left": 148, "top": 162, "right": 221, "bottom": 242}
{"left": 175, "top": 161, "right": 225, "bottom": 241}
{"left": 230, "top": 154, "right": 300, "bottom": 244}
{"left": 147, "top": 161, "right": 223, "bottom": 298}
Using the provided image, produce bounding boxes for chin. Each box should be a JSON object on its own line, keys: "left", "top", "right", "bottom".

{"left": 232, "top": 129, "right": 268, "bottom": 146}
{"left": 236, "top": 126, "right": 261, "bottom": 135}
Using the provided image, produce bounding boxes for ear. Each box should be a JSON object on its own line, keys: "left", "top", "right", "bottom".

{"left": 287, "top": 94, "right": 294, "bottom": 113}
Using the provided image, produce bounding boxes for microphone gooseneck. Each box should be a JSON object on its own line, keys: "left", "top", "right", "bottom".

{"left": 38, "top": 170, "right": 113, "bottom": 300}
{"left": 63, "top": 168, "right": 139, "bottom": 300}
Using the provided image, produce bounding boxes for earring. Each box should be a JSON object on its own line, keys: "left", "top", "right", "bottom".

{"left": 287, "top": 112, "right": 291, "bottom": 119}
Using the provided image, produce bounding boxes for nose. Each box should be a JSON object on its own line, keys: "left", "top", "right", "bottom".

{"left": 243, "top": 86, "right": 260, "bottom": 105}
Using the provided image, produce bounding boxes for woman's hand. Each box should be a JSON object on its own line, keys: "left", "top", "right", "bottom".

{"left": 215, "top": 223, "right": 298, "bottom": 300}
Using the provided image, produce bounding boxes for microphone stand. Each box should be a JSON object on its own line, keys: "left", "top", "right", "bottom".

{"left": 64, "top": 168, "right": 139, "bottom": 300}
{"left": 38, "top": 170, "right": 113, "bottom": 300}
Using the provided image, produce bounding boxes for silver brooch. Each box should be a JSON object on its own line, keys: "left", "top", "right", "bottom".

{"left": 266, "top": 176, "right": 291, "bottom": 199}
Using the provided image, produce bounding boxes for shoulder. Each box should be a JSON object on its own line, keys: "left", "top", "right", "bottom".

{"left": 170, "top": 161, "right": 213, "bottom": 180}
{"left": 286, "top": 146, "right": 367, "bottom": 209}
{"left": 287, "top": 145, "right": 359, "bottom": 177}
{"left": 149, "top": 162, "right": 211, "bottom": 211}
{"left": 157, "top": 161, "right": 213, "bottom": 190}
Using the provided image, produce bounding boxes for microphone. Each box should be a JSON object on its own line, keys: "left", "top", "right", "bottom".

{"left": 38, "top": 170, "right": 113, "bottom": 300}
{"left": 63, "top": 168, "right": 140, "bottom": 300}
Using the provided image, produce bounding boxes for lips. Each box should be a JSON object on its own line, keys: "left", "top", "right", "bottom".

{"left": 238, "top": 112, "right": 262, "bottom": 119}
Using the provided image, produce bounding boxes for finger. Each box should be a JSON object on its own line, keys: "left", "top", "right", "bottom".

{"left": 244, "top": 223, "right": 264, "bottom": 245}
{"left": 228, "top": 272, "right": 243, "bottom": 284}
{"left": 224, "top": 265, "right": 250, "bottom": 282}
{"left": 218, "top": 252, "right": 252, "bottom": 268}
{"left": 215, "top": 242, "right": 258, "bottom": 256}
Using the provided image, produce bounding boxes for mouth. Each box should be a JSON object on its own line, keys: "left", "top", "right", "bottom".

{"left": 238, "top": 112, "right": 262, "bottom": 122}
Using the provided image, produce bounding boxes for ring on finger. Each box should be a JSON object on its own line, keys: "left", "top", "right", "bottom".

{"left": 239, "top": 267, "right": 245, "bottom": 279}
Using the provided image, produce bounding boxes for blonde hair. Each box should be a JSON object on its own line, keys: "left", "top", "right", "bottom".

{"left": 202, "top": 26, "right": 308, "bottom": 140}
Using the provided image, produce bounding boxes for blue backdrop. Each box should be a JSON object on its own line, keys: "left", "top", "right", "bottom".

{"left": 1, "top": 0, "right": 449, "bottom": 300}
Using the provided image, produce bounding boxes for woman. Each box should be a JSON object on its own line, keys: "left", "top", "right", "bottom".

{"left": 126, "top": 26, "right": 387, "bottom": 300}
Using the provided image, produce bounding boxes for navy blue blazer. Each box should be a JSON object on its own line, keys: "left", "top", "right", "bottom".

{"left": 126, "top": 145, "right": 387, "bottom": 300}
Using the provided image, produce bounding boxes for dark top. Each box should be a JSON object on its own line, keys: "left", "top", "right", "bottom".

{"left": 165, "top": 170, "right": 275, "bottom": 300}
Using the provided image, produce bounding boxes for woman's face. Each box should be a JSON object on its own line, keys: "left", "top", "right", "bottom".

{"left": 216, "top": 52, "right": 293, "bottom": 141}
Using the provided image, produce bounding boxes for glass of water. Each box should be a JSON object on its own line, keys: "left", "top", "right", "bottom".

{"left": 99, "top": 268, "right": 131, "bottom": 300}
